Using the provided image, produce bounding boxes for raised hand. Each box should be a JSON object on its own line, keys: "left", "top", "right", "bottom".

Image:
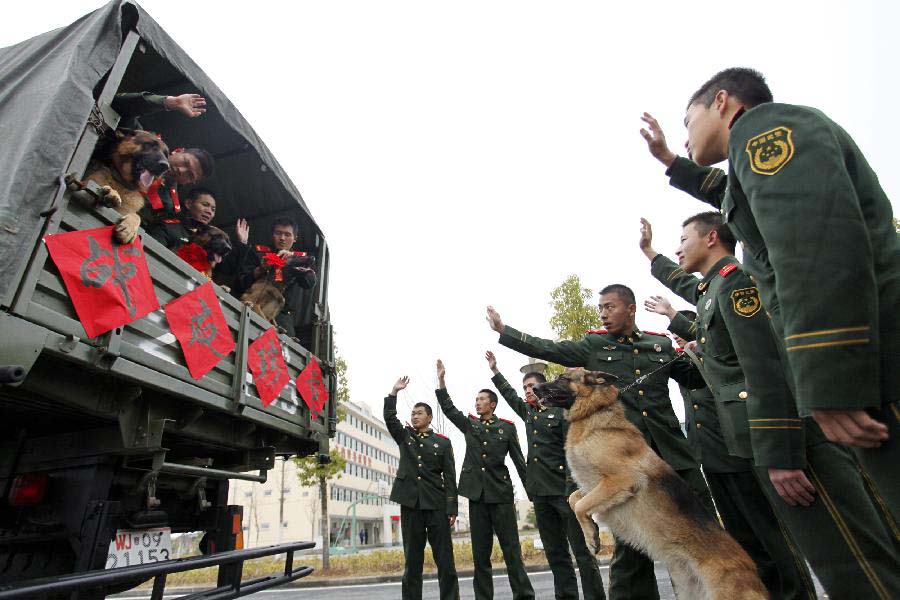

{"left": 391, "top": 376, "right": 410, "bottom": 396}
{"left": 236, "top": 218, "right": 250, "bottom": 245}
{"left": 639, "top": 112, "right": 677, "bottom": 167}
{"left": 436, "top": 359, "right": 446, "bottom": 382}
{"left": 644, "top": 295, "right": 676, "bottom": 319}
{"left": 639, "top": 217, "right": 658, "bottom": 260}
{"left": 486, "top": 306, "right": 504, "bottom": 333}
{"left": 164, "top": 93, "right": 207, "bottom": 118}
{"left": 485, "top": 350, "right": 498, "bottom": 373}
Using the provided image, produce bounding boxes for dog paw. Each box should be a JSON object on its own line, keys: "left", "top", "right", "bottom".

{"left": 114, "top": 213, "right": 140, "bottom": 244}
{"left": 101, "top": 186, "right": 122, "bottom": 209}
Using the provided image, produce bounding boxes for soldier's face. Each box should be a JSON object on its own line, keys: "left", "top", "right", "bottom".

{"left": 170, "top": 151, "right": 204, "bottom": 185}
{"left": 475, "top": 392, "right": 497, "bottom": 416}
{"left": 599, "top": 292, "right": 636, "bottom": 336}
{"left": 522, "top": 376, "right": 542, "bottom": 404}
{"left": 676, "top": 223, "right": 710, "bottom": 273}
{"left": 186, "top": 193, "right": 216, "bottom": 224}
{"left": 410, "top": 406, "right": 432, "bottom": 429}
{"left": 684, "top": 100, "right": 728, "bottom": 167}
{"left": 272, "top": 225, "right": 296, "bottom": 251}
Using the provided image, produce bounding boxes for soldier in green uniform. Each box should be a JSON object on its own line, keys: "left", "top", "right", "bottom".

{"left": 486, "top": 351, "right": 606, "bottom": 600}
{"left": 384, "top": 376, "right": 460, "bottom": 600}
{"left": 640, "top": 218, "right": 817, "bottom": 599}
{"left": 486, "top": 287, "right": 716, "bottom": 600}
{"left": 641, "top": 67, "right": 899, "bottom": 523}
{"left": 636, "top": 211, "right": 900, "bottom": 598}
{"left": 434, "top": 360, "right": 534, "bottom": 600}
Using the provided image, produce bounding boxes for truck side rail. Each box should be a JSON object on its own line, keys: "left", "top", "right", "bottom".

{"left": 0, "top": 540, "right": 315, "bottom": 600}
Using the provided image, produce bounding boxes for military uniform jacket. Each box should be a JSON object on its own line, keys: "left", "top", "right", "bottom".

{"left": 491, "top": 372, "right": 573, "bottom": 497}
{"left": 240, "top": 245, "right": 317, "bottom": 337}
{"left": 435, "top": 388, "right": 527, "bottom": 504}
{"left": 667, "top": 102, "right": 900, "bottom": 413}
{"left": 147, "top": 216, "right": 197, "bottom": 251}
{"left": 652, "top": 254, "right": 808, "bottom": 468}
{"left": 383, "top": 395, "right": 458, "bottom": 514}
{"left": 677, "top": 383, "right": 749, "bottom": 473}
{"left": 111, "top": 91, "right": 167, "bottom": 130}
{"left": 499, "top": 326, "right": 702, "bottom": 471}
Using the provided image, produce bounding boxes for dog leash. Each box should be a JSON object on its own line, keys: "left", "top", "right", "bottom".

{"left": 618, "top": 354, "right": 690, "bottom": 393}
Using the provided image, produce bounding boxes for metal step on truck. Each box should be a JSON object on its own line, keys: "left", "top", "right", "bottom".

{"left": 0, "top": 1, "right": 336, "bottom": 598}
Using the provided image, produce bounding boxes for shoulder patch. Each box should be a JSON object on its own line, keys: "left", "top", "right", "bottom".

{"left": 719, "top": 263, "right": 738, "bottom": 277}
{"left": 292, "top": 250, "right": 308, "bottom": 257}
{"left": 499, "top": 417, "right": 514, "bottom": 425}
{"left": 468, "top": 413, "right": 479, "bottom": 420}
{"left": 435, "top": 433, "right": 449, "bottom": 440}
{"left": 745, "top": 126, "right": 794, "bottom": 176}
{"left": 642, "top": 331, "right": 670, "bottom": 337}
{"left": 586, "top": 329, "right": 608, "bottom": 335}
{"left": 731, "top": 287, "right": 762, "bottom": 318}
{"left": 255, "top": 244, "right": 272, "bottom": 252}
{"left": 162, "top": 218, "right": 180, "bottom": 224}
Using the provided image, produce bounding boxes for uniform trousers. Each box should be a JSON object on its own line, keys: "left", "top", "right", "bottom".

{"left": 400, "top": 506, "right": 459, "bottom": 600}
{"left": 469, "top": 499, "right": 534, "bottom": 600}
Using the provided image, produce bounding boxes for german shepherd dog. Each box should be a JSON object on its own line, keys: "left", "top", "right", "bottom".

{"left": 240, "top": 255, "right": 316, "bottom": 324}
{"left": 177, "top": 225, "right": 232, "bottom": 280}
{"left": 83, "top": 129, "right": 170, "bottom": 244}
{"left": 535, "top": 369, "right": 767, "bottom": 600}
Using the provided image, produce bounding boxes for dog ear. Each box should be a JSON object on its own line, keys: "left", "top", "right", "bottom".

{"left": 115, "top": 128, "right": 136, "bottom": 140}
{"left": 585, "top": 370, "right": 619, "bottom": 385}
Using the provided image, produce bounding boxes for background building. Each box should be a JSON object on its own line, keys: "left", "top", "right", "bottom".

{"left": 231, "top": 400, "right": 402, "bottom": 548}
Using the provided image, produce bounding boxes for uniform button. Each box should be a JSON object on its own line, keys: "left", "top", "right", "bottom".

{"left": 635, "top": 369, "right": 641, "bottom": 376}
{"left": 533, "top": 458, "right": 538, "bottom": 463}
{"left": 533, "top": 430, "right": 538, "bottom": 435}
{"left": 558, "top": 465, "right": 564, "bottom": 470}
{"left": 696, "top": 423, "right": 703, "bottom": 429}
{"left": 533, "top": 443, "right": 538, "bottom": 448}
{"left": 483, "top": 441, "right": 487, "bottom": 446}
{"left": 419, "top": 444, "right": 423, "bottom": 447}
{"left": 417, "top": 455, "right": 421, "bottom": 459}
{"left": 699, "top": 357, "right": 704, "bottom": 363}
{"left": 417, "top": 476, "right": 421, "bottom": 480}
{"left": 418, "top": 463, "right": 423, "bottom": 467}
{"left": 638, "top": 390, "right": 644, "bottom": 396}
{"left": 481, "top": 467, "right": 486, "bottom": 471}
{"left": 693, "top": 404, "right": 699, "bottom": 410}
{"left": 633, "top": 349, "right": 639, "bottom": 355}
{"left": 700, "top": 337, "right": 706, "bottom": 344}
{"left": 481, "top": 454, "right": 486, "bottom": 458}
{"left": 641, "top": 410, "right": 648, "bottom": 417}
{"left": 739, "top": 391, "right": 748, "bottom": 399}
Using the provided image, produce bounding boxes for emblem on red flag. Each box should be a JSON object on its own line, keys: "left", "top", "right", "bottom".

{"left": 296, "top": 356, "right": 329, "bottom": 415}
{"left": 44, "top": 226, "right": 158, "bottom": 338}
{"left": 247, "top": 328, "right": 289, "bottom": 407}
{"left": 164, "top": 283, "right": 235, "bottom": 379}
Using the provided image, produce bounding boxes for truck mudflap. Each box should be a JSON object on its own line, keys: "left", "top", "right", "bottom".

{"left": 0, "top": 540, "right": 315, "bottom": 600}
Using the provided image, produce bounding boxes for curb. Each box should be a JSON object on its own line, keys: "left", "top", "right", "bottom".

{"left": 113, "top": 557, "right": 613, "bottom": 596}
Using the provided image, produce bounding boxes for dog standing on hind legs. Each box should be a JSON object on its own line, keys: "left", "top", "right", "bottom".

{"left": 535, "top": 368, "right": 767, "bottom": 599}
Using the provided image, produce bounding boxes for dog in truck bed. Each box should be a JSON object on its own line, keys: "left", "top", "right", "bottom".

{"left": 535, "top": 368, "right": 767, "bottom": 600}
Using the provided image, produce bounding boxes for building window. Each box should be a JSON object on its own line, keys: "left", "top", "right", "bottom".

{"left": 302, "top": 491, "right": 309, "bottom": 497}
{"left": 260, "top": 523, "right": 270, "bottom": 530}
{"left": 263, "top": 490, "right": 273, "bottom": 496}
{"left": 282, "top": 487, "right": 291, "bottom": 494}
{"left": 282, "top": 522, "right": 289, "bottom": 528}
{"left": 243, "top": 491, "right": 252, "bottom": 498}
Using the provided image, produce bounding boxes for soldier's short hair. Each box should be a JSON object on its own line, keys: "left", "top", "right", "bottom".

{"left": 600, "top": 284, "right": 636, "bottom": 307}
{"left": 682, "top": 211, "right": 737, "bottom": 254}
{"left": 522, "top": 371, "right": 546, "bottom": 384}
{"left": 413, "top": 402, "right": 432, "bottom": 417}
{"left": 479, "top": 389, "right": 498, "bottom": 408}
{"left": 688, "top": 67, "right": 773, "bottom": 110}
{"left": 184, "top": 148, "right": 215, "bottom": 180}
{"left": 186, "top": 186, "right": 215, "bottom": 202}
{"left": 272, "top": 216, "right": 299, "bottom": 237}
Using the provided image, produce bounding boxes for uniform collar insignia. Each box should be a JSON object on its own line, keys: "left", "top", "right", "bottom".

{"left": 697, "top": 281, "right": 709, "bottom": 293}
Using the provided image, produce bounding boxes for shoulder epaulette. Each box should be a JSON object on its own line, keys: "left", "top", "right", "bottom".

{"left": 674, "top": 347, "right": 685, "bottom": 354}
{"left": 468, "top": 413, "right": 479, "bottom": 420}
{"left": 719, "top": 263, "right": 738, "bottom": 277}
{"left": 586, "top": 329, "right": 608, "bottom": 334}
{"left": 642, "top": 330, "right": 670, "bottom": 337}
{"left": 255, "top": 244, "right": 272, "bottom": 252}
{"left": 292, "top": 250, "right": 308, "bottom": 257}
{"left": 435, "top": 433, "right": 449, "bottom": 440}
{"left": 162, "top": 218, "right": 180, "bottom": 224}
{"left": 499, "top": 417, "right": 514, "bottom": 425}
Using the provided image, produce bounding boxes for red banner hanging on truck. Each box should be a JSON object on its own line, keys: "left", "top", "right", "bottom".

{"left": 44, "top": 226, "right": 159, "bottom": 338}
{"left": 164, "top": 283, "right": 235, "bottom": 379}
{"left": 247, "top": 328, "right": 289, "bottom": 407}
{"left": 296, "top": 356, "right": 328, "bottom": 415}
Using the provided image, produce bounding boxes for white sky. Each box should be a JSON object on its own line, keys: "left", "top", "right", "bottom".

{"left": 6, "top": 1, "right": 899, "bottom": 499}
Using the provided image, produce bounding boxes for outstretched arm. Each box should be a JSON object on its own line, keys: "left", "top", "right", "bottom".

{"left": 434, "top": 360, "right": 469, "bottom": 432}
{"left": 487, "top": 351, "right": 529, "bottom": 421}
{"left": 487, "top": 306, "right": 592, "bottom": 367}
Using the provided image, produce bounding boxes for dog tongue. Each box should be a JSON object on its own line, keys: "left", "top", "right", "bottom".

{"left": 139, "top": 170, "right": 156, "bottom": 191}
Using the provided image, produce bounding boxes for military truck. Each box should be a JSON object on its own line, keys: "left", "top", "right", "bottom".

{"left": 0, "top": 1, "right": 336, "bottom": 597}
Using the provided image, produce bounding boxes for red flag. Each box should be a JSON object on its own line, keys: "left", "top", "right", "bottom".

{"left": 164, "top": 283, "right": 235, "bottom": 379}
{"left": 44, "top": 226, "right": 158, "bottom": 338}
{"left": 296, "top": 356, "right": 329, "bottom": 415}
{"left": 247, "top": 328, "right": 289, "bottom": 407}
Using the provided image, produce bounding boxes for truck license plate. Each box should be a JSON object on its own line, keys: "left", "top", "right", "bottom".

{"left": 106, "top": 527, "right": 172, "bottom": 569}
